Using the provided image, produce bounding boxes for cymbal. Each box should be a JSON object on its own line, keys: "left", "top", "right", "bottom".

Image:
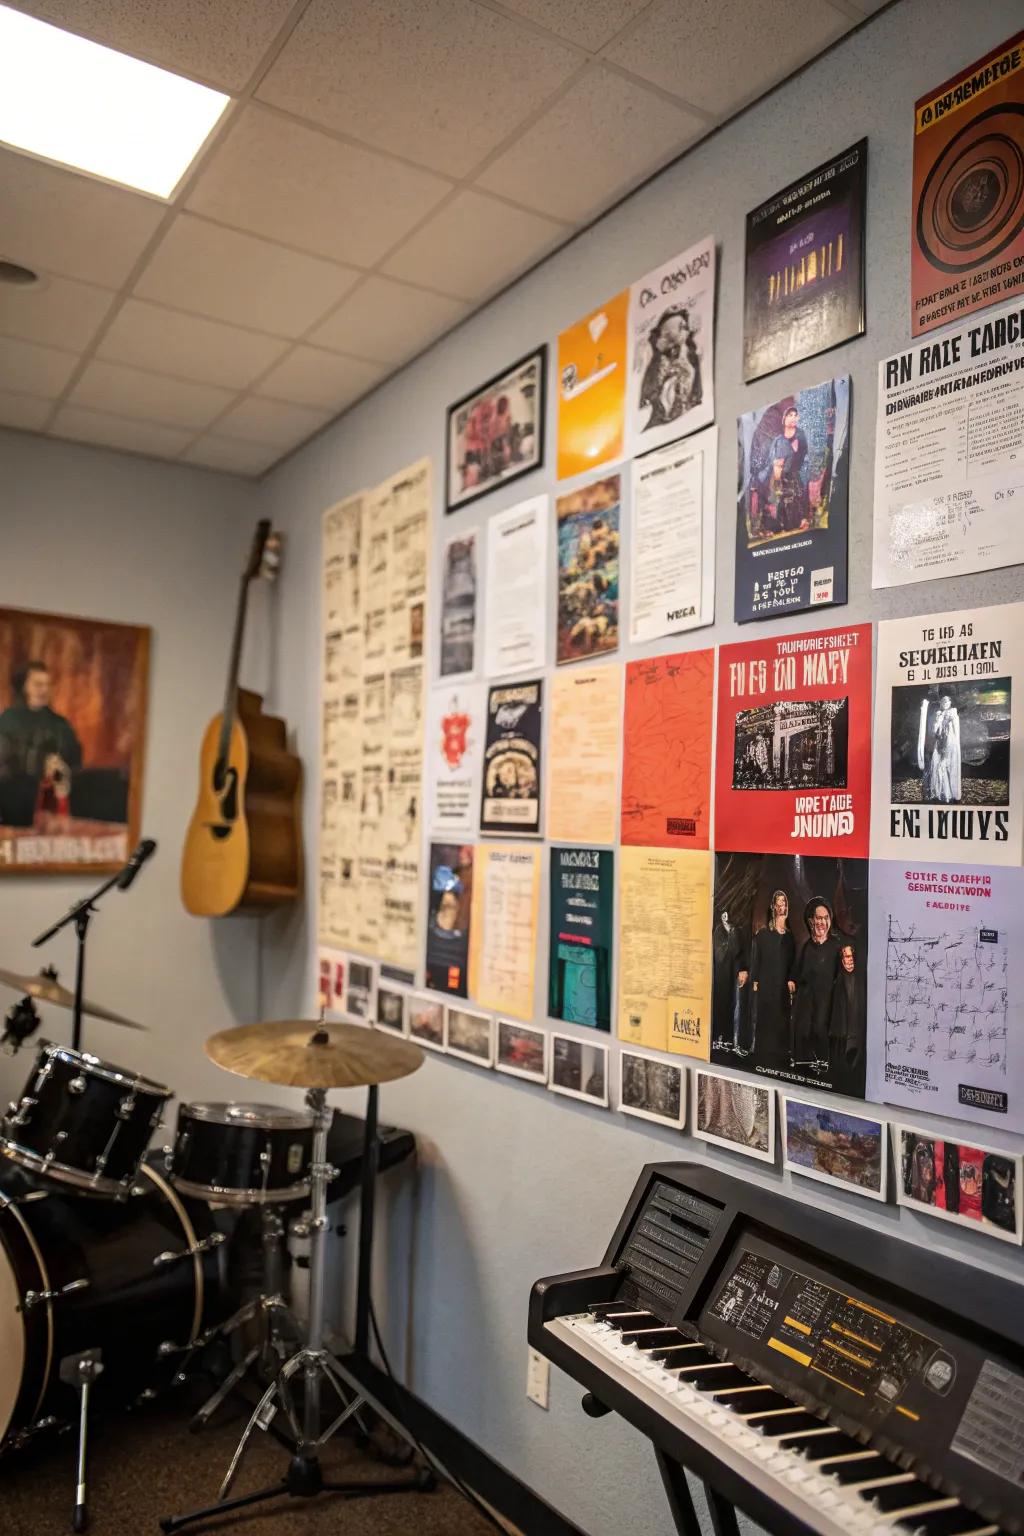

{"left": 205, "top": 1020, "right": 424, "bottom": 1089}
{"left": 0, "top": 966, "right": 147, "bottom": 1030}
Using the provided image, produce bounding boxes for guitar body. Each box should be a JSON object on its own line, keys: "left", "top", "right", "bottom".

{"left": 181, "top": 688, "right": 301, "bottom": 917}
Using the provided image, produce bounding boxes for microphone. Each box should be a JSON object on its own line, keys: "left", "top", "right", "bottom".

{"left": 1, "top": 996, "right": 41, "bottom": 1054}
{"left": 117, "top": 838, "right": 157, "bottom": 891}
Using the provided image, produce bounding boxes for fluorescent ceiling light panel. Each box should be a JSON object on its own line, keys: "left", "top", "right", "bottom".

{"left": 0, "top": 5, "right": 230, "bottom": 198}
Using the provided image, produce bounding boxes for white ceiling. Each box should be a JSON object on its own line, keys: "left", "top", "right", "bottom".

{"left": 0, "top": 0, "right": 884, "bottom": 478}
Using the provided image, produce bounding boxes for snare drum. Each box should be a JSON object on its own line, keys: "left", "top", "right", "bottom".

{"left": 0, "top": 1159, "right": 226, "bottom": 1446}
{"left": 2, "top": 1042, "right": 172, "bottom": 1198}
{"left": 169, "top": 1103, "right": 313, "bottom": 1206}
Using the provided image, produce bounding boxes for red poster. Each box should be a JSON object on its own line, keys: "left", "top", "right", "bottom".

{"left": 621, "top": 649, "right": 713, "bottom": 850}
{"left": 715, "top": 625, "right": 871, "bottom": 856}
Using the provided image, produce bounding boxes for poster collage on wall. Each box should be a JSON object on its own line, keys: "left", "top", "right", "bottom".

{"left": 317, "top": 26, "right": 1024, "bottom": 1247}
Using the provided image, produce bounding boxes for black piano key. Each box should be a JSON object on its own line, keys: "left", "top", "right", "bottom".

{"left": 769, "top": 1427, "right": 844, "bottom": 1451}
{"left": 621, "top": 1326, "right": 685, "bottom": 1347}
{"left": 865, "top": 1480, "right": 953, "bottom": 1513}
{"left": 607, "top": 1311, "right": 658, "bottom": 1331}
{"left": 748, "top": 1410, "right": 821, "bottom": 1437}
{"left": 652, "top": 1343, "right": 713, "bottom": 1366}
{"left": 716, "top": 1388, "right": 793, "bottom": 1413}
{"left": 791, "top": 1432, "right": 862, "bottom": 1461}
{"left": 827, "top": 1455, "right": 892, "bottom": 1485}
{"left": 588, "top": 1302, "right": 642, "bottom": 1319}
{"left": 672, "top": 1365, "right": 752, "bottom": 1391}
{"left": 906, "top": 1509, "right": 1000, "bottom": 1536}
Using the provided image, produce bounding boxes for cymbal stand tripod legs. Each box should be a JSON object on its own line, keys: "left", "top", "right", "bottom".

{"left": 159, "top": 1087, "right": 431, "bottom": 1535}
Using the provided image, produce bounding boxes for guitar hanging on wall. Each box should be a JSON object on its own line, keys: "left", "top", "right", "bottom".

{"left": 181, "top": 520, "right": 301, "bottom": 917}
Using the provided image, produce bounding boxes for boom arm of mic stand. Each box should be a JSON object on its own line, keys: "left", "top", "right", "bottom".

{"left": 29, "top": 868, "right": 124, "bottom": 1054}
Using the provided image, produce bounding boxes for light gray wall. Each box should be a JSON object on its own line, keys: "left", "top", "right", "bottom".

{"left": 258, "top": 2, "right": 1024, "bottom": 1533}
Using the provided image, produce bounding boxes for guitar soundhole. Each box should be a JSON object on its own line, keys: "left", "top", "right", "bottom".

{"left": 206, "top": 762, "right": 238, "bottom": 838}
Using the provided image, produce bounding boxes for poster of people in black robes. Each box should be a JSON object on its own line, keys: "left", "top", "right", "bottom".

{"left": 710, "top": 850, "right": 867, "bottom": 1097}
{"left": 735, "top": 376, "right": 850, "bottom": 622}
{"left": 424, "top": 841, "right": 473, "bottom": 997}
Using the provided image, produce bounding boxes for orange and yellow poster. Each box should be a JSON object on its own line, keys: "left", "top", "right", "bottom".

{"left": 620, "top": 650, "right": 713, "bottom": 850}
{"left": 556, "top": 291, "right": 628, "bottom": 480}
{"left": 618, "top": 847, "right": 712, "bottom": 1059}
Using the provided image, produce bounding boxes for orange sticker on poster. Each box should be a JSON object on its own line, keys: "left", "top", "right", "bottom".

{"left": 556, "top": 291, "right": 628, "bottom": 480}
{"left": 621, "top": 650, "right": 713, "bottom": 851}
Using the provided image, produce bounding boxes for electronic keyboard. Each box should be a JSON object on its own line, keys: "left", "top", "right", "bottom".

{"left": 529, "top": 1163, "right": 1024, "bottom": 1536}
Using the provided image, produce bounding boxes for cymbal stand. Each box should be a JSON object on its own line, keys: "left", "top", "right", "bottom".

{"left": 159, "top": 1079, "right": 431, "bottom": 1534}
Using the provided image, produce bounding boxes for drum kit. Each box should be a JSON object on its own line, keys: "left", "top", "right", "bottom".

{"left": 0, "top": 962, "right": 427, "bottom": 1534}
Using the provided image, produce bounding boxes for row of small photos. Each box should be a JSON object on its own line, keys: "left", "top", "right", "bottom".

{"left": 349, "top": 975, "right": 1022, "bottom": 1251}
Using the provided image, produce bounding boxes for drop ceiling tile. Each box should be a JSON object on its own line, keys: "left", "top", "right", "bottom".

{"left": 257, "top": 0, "right": 580, "bottom": 179}
{"left": 0, "top": 334, "right": 80, "bottom": 399}
{"left": 0, "top": 390, "right": 52, "bottom": 431}
{"left": 10, "top": 0, "right": 298, "bottom": 92}
{"left": 0, "top": 274, "right": 115, "bottom": 352}
{"left": 51, "top": 405, "right": 194, "bottom": 457}
{"left": 216, "top": 396, "right": 332, "bottom": 448}
{"left": 603, "top": 0, "right": 850, "bottom": 116}
{"left": 310, "top": 277, "right": 469, "bottom": 366}
{"left": 69, "top": 359, "right": 234, "bottom": 430}
{"left": 182, "top": 435, "right": 282, "bottom": 476}
{"left": 254, "top": 347, "right": 385, "bottom": 411}
{"left": 494, "top": 0, "right": 650, "bottom": 52}
{"left": 382, "top": 190, "right": 566, "bottom": 302}
{"left": 479, "top": 66, "right": 704, "bottom": 223}
{"left": 186, "top": 108, "right": 452, "bottom": 269}
{"left": 98, "top": 299, "right": 288, "bottom": 389}
{"left": 134, "top": 216, "right": 359, "bottom": 339}
{"left": 0, "top": 146, "right": 165, "bottom": 289}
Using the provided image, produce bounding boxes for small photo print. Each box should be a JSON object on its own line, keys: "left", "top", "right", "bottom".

{"left": 548, "top": 1032, "right": 609, "bottom": 1106}
{"left": 495, "top": 1020, "right": 547, "bottom": 1083}
{"left": 375, "top": 984, "right": 408, "bottom": 1036}
{"left": 345, "top": 958, "right": 376, "bottom": 1021}
{"left": 693, "top": 1070, "right": 775, "bottom": 1163}
{"left": 409, "top": 994, "right": 445, "bottom": 1052}
{"left": 889, "top": 679, "right": 1011, "bottom": 807}
{"left": 445, "top": 1006, "right": 494, "bottom": 1067}
{"left": 782, "top": 1097, "right": 886, "bottom": 1200}
{"left": 619, "top": 1050, "right": 685, "bottom": 1129}
{"left": 732, "top": 699, "right": 848, "bottom": 792}
{"left": 895, "top": 1125, "right": 1022, "bottom": 1244}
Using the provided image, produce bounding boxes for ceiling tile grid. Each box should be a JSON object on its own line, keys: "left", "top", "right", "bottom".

{"left": 0, "top": 0, "right": 871, "bottom": 476}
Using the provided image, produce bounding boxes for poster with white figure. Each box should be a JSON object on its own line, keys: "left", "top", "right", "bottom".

{"left": 868, "top": 860, "right": 1023, "bottom": 1134}
{"left": 424, "top": 682, "right": 485, "bottom": 835}
{"left": 626, "top": 236, "right": 716, "bottom": 457}
{"left": 871, "top": 603, "right": 1024, "bottom": 865}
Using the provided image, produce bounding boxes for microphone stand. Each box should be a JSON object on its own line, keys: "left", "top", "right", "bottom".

{"left": 31, "top": 866, "right": 125, "bottom": 1054}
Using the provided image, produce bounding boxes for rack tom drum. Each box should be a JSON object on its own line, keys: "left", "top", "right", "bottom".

{"left": 168, "top": 1103, "right": 313, "bottom": 1206}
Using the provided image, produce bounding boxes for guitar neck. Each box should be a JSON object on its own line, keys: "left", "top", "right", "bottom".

{"left": 217, "top": 573, "right": 252, "bottom": 761}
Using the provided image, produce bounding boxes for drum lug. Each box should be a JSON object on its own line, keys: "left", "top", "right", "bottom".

{"left": 7, "top": 1096, "right": 36, "bottom": 1127}
{"left": 116, "top": 1095, "right": 137, "bottom": 1121}
{"left": 22, "top": 1277, "right": 91, "bottom": 1309}
{"left": 153, "top": 1231, "right": 226, "bottom": 1268}
{"left": 68, "top": 1076, "right": 88, "bottom": 1096}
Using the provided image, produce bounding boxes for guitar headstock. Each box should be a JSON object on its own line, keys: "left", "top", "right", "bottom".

{"left": 243, "top": 520, "right": 283, "bottom": 584}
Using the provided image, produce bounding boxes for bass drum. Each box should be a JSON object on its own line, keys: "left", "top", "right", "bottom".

{"left": 0, "top": 1159, "right": 227, "bottom": 1446}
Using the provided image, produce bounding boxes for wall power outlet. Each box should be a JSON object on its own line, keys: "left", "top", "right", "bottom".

{"left": 526, "top": 1347, "right": 550, "bottom": 1409}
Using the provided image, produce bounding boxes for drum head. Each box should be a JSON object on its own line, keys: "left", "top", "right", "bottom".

{"left": 0, "top": 1234, "right": 26, "bottom": 1441}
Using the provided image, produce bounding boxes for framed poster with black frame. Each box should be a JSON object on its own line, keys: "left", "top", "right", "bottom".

{"left": 445, "top": 346, "right": 546, "bottom": 514}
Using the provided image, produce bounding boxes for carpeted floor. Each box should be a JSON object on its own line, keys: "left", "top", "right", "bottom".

{"left": 1, "top": 1395, "right": 498, "bottom": 1536}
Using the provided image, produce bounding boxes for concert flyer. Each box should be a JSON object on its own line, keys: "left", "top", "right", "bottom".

{"left": 548, "top": 847, "right": 613, "bottom": 1032}
{"left": 781, "top": 1097, "right": 887, "bottom": 1201}
{"left": 742, "top": 140, "right": 866, "bottom": 383}
{"left": 871, "top": 299, "right": 1024, "bottom": 588}
{"left": 556, "top": 291, "right": 628, "bottom": 480}
{"left": 556, "top": 474, "right": 620, "bottom": 665}
{"left": 424, "top": 841, "right": 474, "bottom": 998}
{"left": 735, "top": 376, "right": 850, "bottom": 622}
{"left": 618, "top": 847, "right": 712, "bottom": 1059}
{"left": 480, "top": 678, "right": 543, "bottom": 836}
{"left": 621, "top": 649, "right": 713, "bottom": 851}
{"left": 911, "top": 31, "right": 1024, "bottom": 337}
{"left": 895, "top": 1124, "right": 1022, "bottom": 1244}
{"left": 439, "top": 527, "right": 477, "bottom": 680}
{"left": 711, "top": 849, "right": 869, "bottom": 1098}
{"left": 546, "top": 664, "right": 621, "bottom": 846}
{"left": 870, "top": 603, "right": 1024, "bottom": 865}
{"left": 715, "top": 624, "right": 871, "bottom": 858}
{"left": 626, "top": 236, "right": 715, "bottom": 456}
{"left": 483, "top": 496, "right": 547, "bottom": 677}
{"left": 630, "top": 426, "right": 716, "bottom": 642}
{"left": 868, "top": 860, "right": 1023, "bottom": 1134}
{"left": 424, "top": 681, "right": 485, "bottom": 835}
{"left": 469, "top": 843, "right": 541, "bottom": 1021}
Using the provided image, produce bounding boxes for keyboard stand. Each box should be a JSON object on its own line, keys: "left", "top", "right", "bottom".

{"left": 656, "top": 1449, "right": 741, "bottom": 1536}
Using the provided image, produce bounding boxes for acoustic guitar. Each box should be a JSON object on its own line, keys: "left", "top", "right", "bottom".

{"left": 181, "top": 520, "right": 301, "bottom": 917}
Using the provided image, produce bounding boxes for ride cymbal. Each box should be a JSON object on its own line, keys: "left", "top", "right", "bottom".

{"left": 205, "top": 1020, "right": 424, "bottom": 1089}
{"left": 0, "top": 967, "right": 147, "bottom": 1030}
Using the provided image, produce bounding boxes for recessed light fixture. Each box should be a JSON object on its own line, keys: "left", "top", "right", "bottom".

{"left": 0, "top": 259, "right": 38, "bottom": 284}
{"left": 0, "top": 5, "right": 230, "bottom": 199}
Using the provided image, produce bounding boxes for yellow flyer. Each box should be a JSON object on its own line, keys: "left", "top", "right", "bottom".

{"left": 556, "top": 291, "right": 628, "bottom": 480}
{"left": 468, "top": 843, "right": 541, "bottom": 1021}
{"left": 618, "top": 847, "right": 712, "bottom": 1059}
{"left": 546, "top": 664, "right": 621, "bottom": 845}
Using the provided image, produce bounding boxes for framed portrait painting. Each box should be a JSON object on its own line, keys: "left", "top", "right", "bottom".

{"left": 445, "top": 346, "right": 546, "bottom": 513}
{"left": 0, "top": 606, "right": 149, "bottom": 874}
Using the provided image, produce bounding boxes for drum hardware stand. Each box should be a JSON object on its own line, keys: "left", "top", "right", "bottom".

{"left": 159, "top": 1073, "right": 432, "bottom": 1534}
{"left": 59, "top": 1349, "right": 103, "bottom": 1534}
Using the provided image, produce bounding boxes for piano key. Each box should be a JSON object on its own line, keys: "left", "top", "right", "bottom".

{"left": 711, "top": 1386, "right": 789, "bottom": 1407}
{"left": 651, "top": 1343, "right": 711, "bottom": 1365}
{"left": 868, "top": 1482, "right": 958, "bottom": 1514}
{"left": 818, "top": 1451, "right": 883, "bottom": 1469}
{"left": 799, "top": 1433, "right": 870, "bottom": 1461}
{"left": 621, "top": 1326, "right": 686, "bottom": 1347}
{"left": 748, "top": 1410, "right": 822, "bottom": 1437}
{"left": 772, "top": 1426, "right": 844, "bottom": 1445}
{"left": 607, "top": 1311, "right": 658, "bottom": 1330}
{"left": 587, "top": 1301, "right": 637, "bottom": 1319}
{"left": 905, "top": 1512, "right": 999, "bottom": 1536}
